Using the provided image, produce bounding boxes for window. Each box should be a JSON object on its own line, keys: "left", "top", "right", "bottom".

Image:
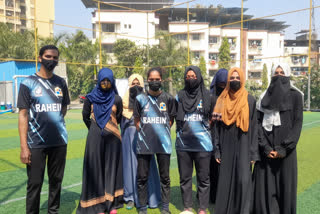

{"left": 193, "top": 51, "right": 200, "bottom": 59}
{"left": 192, "top": 34, "right": 200, "bottom": 40}
{"left": 92, "top": 24, "right": 96, "bottom": 38}
{"left": 21, "top": 19, "right": 26, "bottom": 27}
{"left": 5, "top": 0, "right": 14, "bottom": 7}
{"left": 6, "top": 10, "right": 13, "bottom": 16}
{"left": 102, "top": 23, "right": 115, "bottom": 32}
{"left": 249, "top": 40, "right": 262, "bottom": 49}
{"left": 174, "top": 34, "right": 187, "bottom": 40}
{"left": 227, "top": 37, "right": 236, "bottom": 45}
{"left": 128, "top": 24, "right": 131, "bottom": 29}
{"left": 208, "top": 53, "right": 218, "bottom": 61}
{"left": 248, "top": 71, "right": 261, "bottom": 79}
{"left": 279, "top": 41, "right": 282, "bottom": 48}
{"left": 248, "top": 55, "right": 254, "bottom": 62}
{"left": 124, "top": 24, "right": 127, "bottom": 29}
{"left": 20, "top": 6, "right": 26, "bottom": 16}
{"left": 230, "top": 54, "right": 236, "bottom": 62}
{"left": 0, "top": 10, "right": 4, "bottom": 15}
{"left": 102, "top": 44, "right": 114, "bottom": 53}
{"left": 209, "top": 36, "right": 218, "bottom": 44}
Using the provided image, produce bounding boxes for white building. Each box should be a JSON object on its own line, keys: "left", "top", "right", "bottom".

{"left": 82, "top": 1, "right": 289, "bottom": 81}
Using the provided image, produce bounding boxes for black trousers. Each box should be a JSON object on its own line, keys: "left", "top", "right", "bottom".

{"left": 26, "top": 146, "right": 67, "bottom": 214}
{"left": 137, "top": 153, "right": 171, "bottom": 209}
{"left": 177, "top": 151, "right": 211, "bottom": 210}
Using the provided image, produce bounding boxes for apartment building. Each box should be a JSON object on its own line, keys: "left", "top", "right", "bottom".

{"left": 0, "top": 0, "right": 54, "bottom": 37}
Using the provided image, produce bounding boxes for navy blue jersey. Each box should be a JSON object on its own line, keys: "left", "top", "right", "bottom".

{"left": 17, "top": 73, "right": 70, "bottom": 148}
{"left": 175, "top": 96, "right": 213, "bottom": 152}
{"left": 133, "top": 92, "right": 176, "bottom": 154}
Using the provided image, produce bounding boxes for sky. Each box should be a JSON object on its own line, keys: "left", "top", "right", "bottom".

{"left": 54, "top": 0, "right": 320, "bottom": 39}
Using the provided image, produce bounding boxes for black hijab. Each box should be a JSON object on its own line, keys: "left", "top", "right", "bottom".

{"left": 261, "top": 75, "right": 292, "bottom": 111}
{"left": 177, "top": 66, "right": 211, "bottom": 122}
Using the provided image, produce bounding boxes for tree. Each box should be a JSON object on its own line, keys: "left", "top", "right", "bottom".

{"left": 132, "top": 57, "right": 145, "bottom": 77}
{"left": 0, "top": 23, "right": 35, "bottom": 60}
{"left": 245, "top": 80, "right": 262, "bottom": 100}
{"left": 218, "top": 37, "right": 231, "bottom": 70}
{"left": 113, "top": 39, "right": 144, "bottom": 77}
{"left": 59, "top": 31, "right": 105, "bottom": 98}
{"left": 292, "top": 65, "right": 320, "bottom": 109}
{"left": 149, "top": 31, "right": 188, "bottom": 95}
{"left": 199, "top": 56, "right": 209, "bottom": 87}
{"left": 261, "top": 63, "right": 269, "bottom": 91}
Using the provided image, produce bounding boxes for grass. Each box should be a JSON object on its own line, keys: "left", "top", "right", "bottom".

{"left": 0, "top": 110, "right": 320, "bottom": 213}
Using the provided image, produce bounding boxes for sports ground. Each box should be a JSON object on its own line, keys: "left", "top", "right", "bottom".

{"left": 0, "top": 110, "right": 320, "bottom": 213}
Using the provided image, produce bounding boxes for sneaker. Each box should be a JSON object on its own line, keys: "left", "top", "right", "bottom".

{"left": 198, "top": 209, "right": 206, "bottom": 214}
{"left": 109, "top": 209, "right": 117, "bottom": 214}
{"left": 139, "top": 209, "right": 148, "bottom": 214}
{"left": 161, "top": 210, "right": 171, "bottom": 214}
{"left": 126, "top": 201, "right": 134, "bottom": 210}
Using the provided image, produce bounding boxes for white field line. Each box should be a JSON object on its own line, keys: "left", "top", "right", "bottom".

{"left": 0, "top": 182, "right": 82, "bottom": 206}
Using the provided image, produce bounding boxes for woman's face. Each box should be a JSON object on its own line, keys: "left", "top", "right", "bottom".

{"left": 274, "top": 66, "right": 285, "bottom": 76}
{"left": 131, "top": 78, "right": 140, "bottom": 87}
{"left": 100, "top": 78, "right": 112, "bottom": 90}
{"left": 148, "top": 70, "right": 162, "bottom": 82}
{"left": 230, "top": 71, "right": 240, "bottom": 82}
{"left": 186, "top": 70, "right": 197, "bottom": 80}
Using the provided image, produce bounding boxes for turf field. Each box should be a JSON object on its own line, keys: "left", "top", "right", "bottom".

{"left": 0, "top": 110, "right": 320, "bottom": 214}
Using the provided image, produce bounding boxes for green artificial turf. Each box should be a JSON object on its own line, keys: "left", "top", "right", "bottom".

{"left": 0, "top": 110, "right": 319, "bottom": 213}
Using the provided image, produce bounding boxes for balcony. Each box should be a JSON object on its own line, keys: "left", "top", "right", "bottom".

{"left": 248, "top": 40, "right": 263, "bottom": 54}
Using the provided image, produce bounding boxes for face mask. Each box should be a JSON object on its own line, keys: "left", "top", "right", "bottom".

{"left": 216, "top": 86, "right": 224, "bottom": 95}
{"left": 148, "top": 81, "right": 161, "bottom": 91}
{"left": 271, "top": 75, "right": 290, "bottom": 84}
{"left": 41, "top": 58, "right": 58, "bottom": 71}
{"left": 130, "top": 85, "right": 143, "bottom": 98}
{"left": 185, "top": 79, "right": 199, "bottom": 90}
{"left": 230, "top": 81, "right": 241, "bottom": 92}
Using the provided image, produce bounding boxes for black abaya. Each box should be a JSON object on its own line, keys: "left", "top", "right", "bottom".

{"left": 252, "top": 89, "right": 303, "bottom": 214}
{"left": 214, "top": 94, "right": 259, "bottom": 214}
{"left": 77, "top": 96, "right": 124, "bottom": 214}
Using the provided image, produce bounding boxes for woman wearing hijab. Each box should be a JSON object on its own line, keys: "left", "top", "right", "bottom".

{"left": 213, "top": 67, "right": 259, "bottom": 214}
{"left": 121, "top": 74, "right": 161, "bottom": 210}
{"left": 77, "top": 68, "right": 123, "bottom": 214}
{"left": 209, "top": 68, "right": 228, "bottom": 204}
{"left": 253, "top": 63, "right": 303, "bottom": 214}
{"left": 175, "top": 66, "right": 214, "bottom": 214}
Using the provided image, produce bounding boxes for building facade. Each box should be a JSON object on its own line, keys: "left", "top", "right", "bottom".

{"left": 82, "top": 1, "right": 289, "bottom": 80}
{"left": 0, "top": 0, "right": 54, "bottom": 37}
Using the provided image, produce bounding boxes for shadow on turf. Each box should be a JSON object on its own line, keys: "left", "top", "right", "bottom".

{"left": 39, "top": 190, "right": 80, "bottom": 214}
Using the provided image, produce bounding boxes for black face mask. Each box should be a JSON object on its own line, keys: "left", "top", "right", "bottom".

{"left": 230, "top": 81, "right": 241, "bottom": 92}
{"left": 216, "top": 86, "right": 224, "bottom": 95}
{"left": 185, "top": 79, "right": 199, "bottom": 90}
{"left": 130, "top": 85, "right": 143, "bottom": 98}
{"left": 148, "top": 81, "right": 161, "bottom": 91}
{"left": 41, "top": 58, "right": 58, "bottom": 71}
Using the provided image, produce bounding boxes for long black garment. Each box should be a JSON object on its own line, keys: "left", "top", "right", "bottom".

{"left": 214, "top": 95, "right": 259, "bottom": 214}
{"left": 77, "top": 96, "right": 124, "bottom": 214}
{"left": 252, "top": 90, "right": 303, "bottom": 214}
{"left": 209, "top": 85, "right": 221, "bottom": 204}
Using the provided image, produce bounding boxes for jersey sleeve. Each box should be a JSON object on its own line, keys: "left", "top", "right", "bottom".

{"left": 61, "top": 79, "right": 70, "bottom": 106}
{"left": 17, "top": 83, "right": 31, "bottom": 109}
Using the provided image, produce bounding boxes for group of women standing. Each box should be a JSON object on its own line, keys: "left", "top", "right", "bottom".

{"left": 75, "top": 63, "right": 303, "bottom": 214}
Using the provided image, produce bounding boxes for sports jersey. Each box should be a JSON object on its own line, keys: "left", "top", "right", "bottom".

{"left": 17, "top": 73, "right": 70, "bottom": 148}
{"left": 176, "top": 97, "right": 213, "bottom": 152}
{"left": 133, "top": 92, "right": 176, "bottom": 154}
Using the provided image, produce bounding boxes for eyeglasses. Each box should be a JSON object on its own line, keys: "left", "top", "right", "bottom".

{"left": 230, "top": 76, "right": 240, "bottom": 80}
